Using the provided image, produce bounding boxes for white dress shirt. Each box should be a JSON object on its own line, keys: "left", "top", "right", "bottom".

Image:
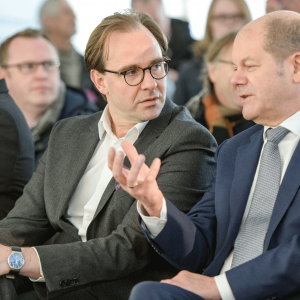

{"left": 139, "top": 110, "right": 300, "bottom": 299}
{"left": 32, "top": 106, "right": 148, "bottom": 282}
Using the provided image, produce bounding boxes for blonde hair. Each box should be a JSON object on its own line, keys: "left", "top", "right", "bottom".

{"left": 202, "top": 31, "right": 237, "bottom": 97}
{"left": 193, "top": 0, "right": 251, "bottom": 59}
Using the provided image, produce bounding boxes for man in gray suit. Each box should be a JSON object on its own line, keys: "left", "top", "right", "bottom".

{"left": 0, "top": 10, "right": 216, "bottom": 300}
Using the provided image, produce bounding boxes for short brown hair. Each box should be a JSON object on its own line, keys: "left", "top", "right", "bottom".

{"left": 193, "top": 0, "right": 251, "bottom": 59}
{"left": 202, "top": 31, "right": 238, "bottom": 97}
{"left": 263, "top": 16, "right": 300, "bottom": 62}
{"left": 0, "top": 29, "right": 54, "bottom": 66}
{"left": 84, "top": 9, "right": 168, "bottom": 73}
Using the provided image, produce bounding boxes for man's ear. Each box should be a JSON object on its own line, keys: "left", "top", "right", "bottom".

{"left": 292, "top": 52, "right": 300, "bottom": 83}
{"left": 91, "top": 69, "right": 108, "bottom": 95}
{"left": 207, "top": 63, "right": 216, "bottom": 84}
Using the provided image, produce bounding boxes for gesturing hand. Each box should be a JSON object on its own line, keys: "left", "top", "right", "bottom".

{"left": 108, "top": 140, "right": 164, "bottom": 217}
{"left": 161, "top": 271, "right": 221, "bottom": 300}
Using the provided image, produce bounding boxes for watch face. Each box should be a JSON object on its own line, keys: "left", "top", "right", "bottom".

{"left": 8, "top": 253, "right": 24, "bottom": 270}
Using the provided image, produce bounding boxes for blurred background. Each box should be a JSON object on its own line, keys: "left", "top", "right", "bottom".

{"left": 0, "top": 0, "right": 267, "bottom": 55}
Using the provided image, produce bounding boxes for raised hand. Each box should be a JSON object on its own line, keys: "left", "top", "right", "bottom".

{"left": 108, "top": 140, "right": 164, "bottom": 217}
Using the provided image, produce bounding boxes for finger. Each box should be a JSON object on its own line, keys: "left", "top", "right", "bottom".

{"left": 107, "top": 147, "right": 116, "bottom": 170}
{"left": 161, "top": 279, "right": 184, "bottom": 288}
{"left": 112, "top": 151, "right": 127, "bottom": 185}
{"left": 121, "top": 140, "right": 139, "bottom": 165}
{"left": 127, "top": 154, "right": 145, "bottom": 186}
{"left": 145, "top": 158, "right": 161, "bottom": 183}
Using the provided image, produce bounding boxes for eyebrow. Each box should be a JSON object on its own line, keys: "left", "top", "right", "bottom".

{"left": 241, "top": 56, "right": 256, "bottom": 64}
{"left": 117, "top": 57, "right": 164, "bottom": 73}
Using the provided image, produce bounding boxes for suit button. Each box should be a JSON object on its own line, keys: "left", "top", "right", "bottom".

{"left": 69, "top": 279, "right": 75, "bottom": 286}
{"left": 60, "top": 280, "right": 67, "bottom": 288}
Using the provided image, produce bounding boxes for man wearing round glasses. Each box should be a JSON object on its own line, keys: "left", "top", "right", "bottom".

{"left": 0, "top": 29, "right": 98, "bottom": 169}
{"left": 0, "top": 10, "right": 216, "bottom": 300}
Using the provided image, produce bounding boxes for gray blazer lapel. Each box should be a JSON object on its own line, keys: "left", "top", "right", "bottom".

{"left": 55, "top": 112, "right": 102, "bottom": 219}
{"left": 93, "top": 98, "right": 176, "bottom": 217}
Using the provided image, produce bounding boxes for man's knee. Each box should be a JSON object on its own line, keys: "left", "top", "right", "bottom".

{"left": 129, "top": 281, "right": 164, "bottom": 300}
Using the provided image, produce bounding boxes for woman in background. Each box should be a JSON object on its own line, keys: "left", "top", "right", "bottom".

{"left": 173, "top": 0, "right": 251, "bottom": 106}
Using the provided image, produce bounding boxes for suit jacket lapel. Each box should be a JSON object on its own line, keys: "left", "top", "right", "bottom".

{"left": 56, "top": 113, "right": 101, "bottom": 219}
{"left": 93, "top": 98, "right": 176, "bottom": 218}
{"left": 225, "top": 129, "right": 264, "bottom": 248}
{"left": 265, "top": 140, "right": 300, "bottom": 249}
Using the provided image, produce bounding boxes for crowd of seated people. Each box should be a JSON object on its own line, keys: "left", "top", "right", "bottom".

{"left": 1, "top": 1, "right": 300, "bottom": 300}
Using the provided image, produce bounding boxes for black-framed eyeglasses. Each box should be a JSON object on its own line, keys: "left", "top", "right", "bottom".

{"left": 211, "top": 14, "right": 245, "bottom": 23}
{"left": 1, "top": 60, "right": 60, "bottom": 74}
{"left": 104, "top": 57, "right": 171, "bottom": 86}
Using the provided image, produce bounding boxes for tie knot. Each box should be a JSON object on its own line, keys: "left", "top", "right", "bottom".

{"left": 266, "top": 126, "right": 290, "bottom": 145}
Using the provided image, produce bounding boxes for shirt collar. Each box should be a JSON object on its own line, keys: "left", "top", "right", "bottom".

{"left": 263, "top": 110, "right": 300, "bottom": 141}
{"left": 98, "top": 105, "right": 149, "bottom": 140}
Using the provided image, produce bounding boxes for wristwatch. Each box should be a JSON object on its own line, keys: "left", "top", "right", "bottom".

{"left": 6, "top": 246, "right": 25, "bottom": 279}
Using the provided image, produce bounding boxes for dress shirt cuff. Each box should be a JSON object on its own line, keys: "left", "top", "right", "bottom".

{"left": 214, "top": 273, "right": 235, "bottom": 300}
{"left": 137, "top": 197, "right": 167, "bottom": 238}
{"left": 29, "top": 247, "right": 45, "bottom": 282}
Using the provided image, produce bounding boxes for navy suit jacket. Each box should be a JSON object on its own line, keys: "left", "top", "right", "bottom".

{"left": 141, "top": 124, "right": 300, "bottom": 300}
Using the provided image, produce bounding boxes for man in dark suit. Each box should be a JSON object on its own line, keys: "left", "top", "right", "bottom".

{"left": 0, "top": 10, "right": 216, "bottom": 300}
{"left": 110, "top": 11, "right": 300, "bottom": 300}
{"left": 0, "top": 79, "right": 34, "bottom": 220}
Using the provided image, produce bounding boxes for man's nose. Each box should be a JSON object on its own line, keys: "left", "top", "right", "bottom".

{"left": 140, "top": 69, "right": 157, "bottom": 90}
{"left": 230, "top": 69, "right": 247, "bottom": 86}
{"left": 34, "top": 64, "right": 48, "bottom": 78}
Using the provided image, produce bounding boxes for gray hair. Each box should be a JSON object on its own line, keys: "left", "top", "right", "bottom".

{"left": 263, "top": 16, "right": 300, "bottom": 62}
{"left": 39, "top": 0, "right": 66, "bottom": 28}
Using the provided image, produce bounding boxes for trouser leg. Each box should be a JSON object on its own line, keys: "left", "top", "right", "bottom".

{"left": 129, "top": 281, "right": 205, "bottom": 300}
{"left": 0, "top": 276, "right": 18, "bottom": 300}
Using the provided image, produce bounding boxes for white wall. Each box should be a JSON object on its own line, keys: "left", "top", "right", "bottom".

{"left": 0, "top": 0, "right": 267, "bottom": 55}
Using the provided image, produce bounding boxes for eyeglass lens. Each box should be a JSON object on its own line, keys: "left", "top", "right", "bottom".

{"left": 124, "top": 61, "right": 169, "bottom": 86}
{"left": 212, "top": 14, "right": 245, "bottom": 23}
{"left": 19, "top": 61, "right": 60, "bottom": 74}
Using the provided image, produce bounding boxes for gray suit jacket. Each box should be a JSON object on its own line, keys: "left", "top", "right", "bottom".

{"left": 0, "top": 98, "right": 217, "bottom": 299}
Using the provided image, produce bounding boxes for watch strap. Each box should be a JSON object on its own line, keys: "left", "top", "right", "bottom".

{"left": 11, "top": 246, "right": 21, "bottom": 252}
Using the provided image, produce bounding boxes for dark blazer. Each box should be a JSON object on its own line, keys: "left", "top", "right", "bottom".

{"left": 0, "top": 79, "right": 34, "bottom": 220}
{"left": 142, "top": 124, "right": 300, "bottom": 300}
{"left": 167, "top": 19, "right": 195, "bottom": 71}
{"left": 0, "top": 98, "right": 217, "bottom": 299}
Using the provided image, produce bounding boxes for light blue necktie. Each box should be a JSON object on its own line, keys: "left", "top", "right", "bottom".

{"left": 231, "top": 126, "right": 290, "bottom": 268}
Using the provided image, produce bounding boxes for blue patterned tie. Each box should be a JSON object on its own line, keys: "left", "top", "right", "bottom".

{"left": 231, "top": 126, "right": 290, "bottom": 268}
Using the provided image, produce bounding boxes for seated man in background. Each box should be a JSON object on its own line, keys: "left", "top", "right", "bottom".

{"left": 0, "top": 78, "right": 34, "bottom": 220}
{"left": 0, "top": 10, "right": 216, "bottom": 300}
{"left": 40, "top": 0, "right": 90, "bottom": 89}
{"left": 0, "top": 29, "right": 98, "bottom": 169}
{"left": 109, "top": 10, "right": 300, "bottom": 300}
{"left": 186, "top": 31, "right": 254, "bottom": 145}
